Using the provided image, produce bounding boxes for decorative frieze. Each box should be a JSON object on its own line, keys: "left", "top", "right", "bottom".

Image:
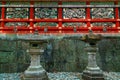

{"left": 35, "top": 8, "right": 57, "bottom": 19}
{"left": 6, "top": 8, "right": 29, "bottom": 19}
{"left": 63, "top": 8, "right": 86, "bottom": 19}
{"left": 91, "top": 8, "right": 114, "bottom": 19}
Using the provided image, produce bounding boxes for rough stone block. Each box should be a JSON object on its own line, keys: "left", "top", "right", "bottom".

{"left": 0, "top": 40, "right": 16, "bottom": 51}
{"left": 0, "top": 52, "right": 15, "bottom": 63}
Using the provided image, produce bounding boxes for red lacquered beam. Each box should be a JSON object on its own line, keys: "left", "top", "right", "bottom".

{"left": 33, "top": 19, "right": 116, "bottom": 22}
{"left": 107, "top": 27, "right": 118, "bottom": 32}
{"left": 47, "top": 28, "right": 59, "bottom": 31}
{"left": 91, "top": 19, "right": 116, "bottom": 22}
{"left": 115, "top": 1, "right": 119, "bottom": 28}
{"left": 1, "top": 28, "right": 13, "bottom": 32}
{"left": 62, "top": 19, "right": 87, "bottom": 22}
{"left": 36, "top": 27, "right": 58, "bottom": 29}
{"left": 2, "top": 19, "right": 116, "bottom": 22}
{"left": 35, "top": 27, "right": 44, "bottom": 32}
{"left": 62, "top": 27, "right": 89, "bottom": 32}
{"left": 86, "top": 1, "right": 90, "bottom": 27}
{"left": 62, "top": 27, "right": 73, "bottom": 30}
{"left": 58, "top": 1, "right": 63, "bottom": 33}
{"left": 77, "top": 27, "right": 89, "bottom": 31}
{"left": 1, "top": 1, "right": 5, "bottom": 28}
{"left": 58, "top": 1, "right": 62, "bottom": 25}
{"left": 37, "top": 27, "right": 59, "bottom": 32}
{"left": 30, "top": 1, "right": 34, "bottom": 28}
{"left": 17, "top": 27, "right": 30, "bottom": 29}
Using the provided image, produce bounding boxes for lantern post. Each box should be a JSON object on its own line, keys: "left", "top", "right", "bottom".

{"left": 81, "top": 30, "right": 104, "bottom": 80}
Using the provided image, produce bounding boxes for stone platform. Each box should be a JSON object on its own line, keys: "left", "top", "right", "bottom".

{"left": 0, "top": 72, "right": 120, "bottom": 80}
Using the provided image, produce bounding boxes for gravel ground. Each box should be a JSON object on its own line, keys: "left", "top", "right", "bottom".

{"left": 0, "top": 73, "right": 20, "bottom": 80}
{"left": 0, "top": 72, "right": 120, "bottom": 80}
{"left": 48, "top": 72, "right": 81, "bottom": 80}
{"left": 104, "top": 72, "right": 120, "bottom": 80}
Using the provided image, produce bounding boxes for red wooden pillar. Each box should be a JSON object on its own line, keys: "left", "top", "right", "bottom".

{"left": 115, "top": 1, "right": 119, "bottom": 32}
{"left": 30, "top": 1, "right": 34, "bottom": 33}
{"left": 1, "top": 1, "right": 5, "bottom": 28}
{"left": 86, "top": 1, "right": 90, "bottom": 29}
{"left": 58, "top": 1, "right": 62, "bottom": 33}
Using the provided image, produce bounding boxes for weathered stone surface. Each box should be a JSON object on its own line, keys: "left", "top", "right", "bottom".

{"left": 98, "top": 39, "right": 120, "bottom": 72}
{"left": 23, "top": 41, "right": 48, "bottom": 80}
{"left": 0, "top": 40, "right": 16, "bottom": 51}
{"left": 0, "top": 38, "right": 120, "bottom": 72}
{"left": 0, "top": 52, "right": 15, "bottom": 63}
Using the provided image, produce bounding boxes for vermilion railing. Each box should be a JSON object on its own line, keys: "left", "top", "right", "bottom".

{"left": 0, "top": 1, "right": 119, "bottom": 34}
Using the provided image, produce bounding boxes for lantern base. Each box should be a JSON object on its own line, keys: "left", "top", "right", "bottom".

{"left": 23, "top": 69, "right": 48, "bottom": 80}
{"left": 82, "top": 71, "right": 104, "bottom": 80}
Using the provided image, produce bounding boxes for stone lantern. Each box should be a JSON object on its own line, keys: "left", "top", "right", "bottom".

{"left": 81, "top": 30, "right": 104, "bottom": 80}
{"left": 23, "top": 40, "right": 48, "bottom": 80}
{"left": 17, "top": 33, "right": 52, "bottom": 80}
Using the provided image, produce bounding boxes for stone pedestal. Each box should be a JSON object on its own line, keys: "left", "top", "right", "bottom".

{"left": 82, "top": 45, "right": 104, "bottom": 80}
{"left": 23, "top": 41, "right": 48, "bottom": 80}
{"left": 81, "top": 31, "right": 104, "bottom": 80}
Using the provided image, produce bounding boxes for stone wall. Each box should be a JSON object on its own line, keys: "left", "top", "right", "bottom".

{"left": 0, "top": 38, "right": 120, "bottom": 73}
